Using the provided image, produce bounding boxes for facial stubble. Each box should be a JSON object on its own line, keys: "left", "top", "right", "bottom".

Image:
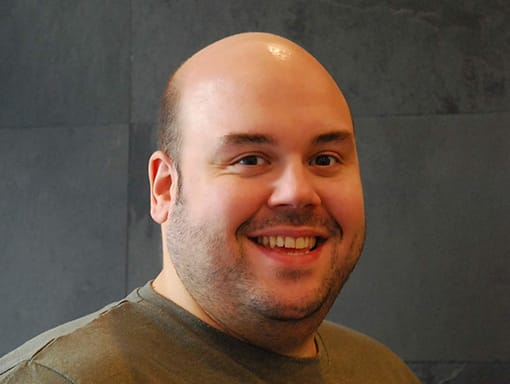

{"left": 164, "top": 193, "right": 365, "bottom": 329}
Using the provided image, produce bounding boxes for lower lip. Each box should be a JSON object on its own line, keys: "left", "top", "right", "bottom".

{"left": 249, "top": 240, "right": 323, "bottom": 267}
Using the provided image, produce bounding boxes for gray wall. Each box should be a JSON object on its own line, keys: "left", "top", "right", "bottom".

{"left": 1, "top": 1, "right": 508, "bottom": 382}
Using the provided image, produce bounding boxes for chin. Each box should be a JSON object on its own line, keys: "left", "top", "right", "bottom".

{"left": 254, "top": 291, "right": 333, "bottom": 323}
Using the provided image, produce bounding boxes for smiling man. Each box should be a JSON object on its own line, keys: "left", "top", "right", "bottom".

{"left": 0, "top": 33, "right": 420, "bottom": 383}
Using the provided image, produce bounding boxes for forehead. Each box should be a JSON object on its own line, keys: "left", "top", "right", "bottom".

{"left": 177, "top": 47, "right": 353, "bottom": 147}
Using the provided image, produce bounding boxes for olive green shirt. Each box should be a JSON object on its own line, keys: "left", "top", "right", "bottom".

{"left": 0, "top": 282, "right": 420, "bottom": 383}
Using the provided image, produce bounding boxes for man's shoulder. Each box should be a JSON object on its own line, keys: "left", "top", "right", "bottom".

{"left": 0, "top": 360, "right": 73, "bottom": 383}
{"left": 318, "top": 321, "right": 421, "bottom": 383}
{"left": 0, "top": 289, "right": 145, "bottom": 383}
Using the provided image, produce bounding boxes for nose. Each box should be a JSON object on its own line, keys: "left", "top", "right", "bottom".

{"left": 267, "top": 160, "right": 321, "bottom": 208}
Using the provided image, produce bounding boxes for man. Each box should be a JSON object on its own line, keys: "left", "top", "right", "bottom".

{"left": 0, "top": 32, "right": 420, "bottom": 383}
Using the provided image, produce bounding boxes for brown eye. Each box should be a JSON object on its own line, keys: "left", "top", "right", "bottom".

{"left": 311, "top": 154, "right": 338, "bottom": 166}
{"left": 237, "top": 155, "right": 266, "bottom": 166}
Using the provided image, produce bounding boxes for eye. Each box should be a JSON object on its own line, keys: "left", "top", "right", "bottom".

{"left": 310, "top": 154, "right": 340, "bottom": 167}
{"left": 236, "top": 155, "right": 267, "bottom": 166}
{"left": 228, "top": 154, "right": 271, "bottom": 177}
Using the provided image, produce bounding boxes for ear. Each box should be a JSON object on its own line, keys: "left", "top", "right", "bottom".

{"left": 148, "top": 150, "right": 178, "bottom": 224}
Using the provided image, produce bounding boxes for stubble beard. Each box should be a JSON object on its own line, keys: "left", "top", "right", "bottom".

{"left": 164, "top": 196, "right": 365, "bottom": 349}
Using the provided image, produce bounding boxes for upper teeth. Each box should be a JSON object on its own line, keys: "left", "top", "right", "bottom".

{"left": 256, "top": 236, "right": 317, "bottom": 250}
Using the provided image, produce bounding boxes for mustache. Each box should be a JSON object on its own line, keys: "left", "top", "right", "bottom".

{"left": 237, "top": 208, "right": 342, "bottom": 237}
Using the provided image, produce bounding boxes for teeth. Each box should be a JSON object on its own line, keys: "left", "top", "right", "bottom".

{"left": 256, "top": 236, "right": 318, "bottom": 250}
{"left": 284, "top": 237, "right": 295, "bottom": 248}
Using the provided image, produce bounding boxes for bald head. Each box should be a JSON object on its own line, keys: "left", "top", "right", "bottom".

{"left": 152, "top": 33, "right": 364, "bottom": 357}
{"left": 158, "top": 32, "right": 351, "bottom": 166}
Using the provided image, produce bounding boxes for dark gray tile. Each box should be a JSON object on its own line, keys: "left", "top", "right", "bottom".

{"left": 408, "top": 362, "right": 510, "bottom": 384}
{"left": 127, "top": 123, "right": 161, "bottom": 290}
{"left": 0, "top": 124, "right": 129, "bottom": 355}
{"left": 328, "top": 113, "right": 510, "bottom": 361}
{"left": 0, "top": 1, "right": 130, "bottom": 127}
{"left": 309, "top": 1, "right": 508, "bottom": 117}
{"left": 131, "top": 0, "right": 508, "bottom": 124}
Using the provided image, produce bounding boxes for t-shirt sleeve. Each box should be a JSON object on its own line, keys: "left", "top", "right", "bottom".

{"left": 0, "top": 361, "right": 73, "bottom": 384}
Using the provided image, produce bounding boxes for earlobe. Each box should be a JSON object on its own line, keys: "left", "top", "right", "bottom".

{"left": 148, "top": 150, "right": 176, "bottom": 224}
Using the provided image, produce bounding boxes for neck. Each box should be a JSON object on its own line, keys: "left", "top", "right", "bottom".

{"left": 152, "top": 267, "right": 320, "bottom": 358}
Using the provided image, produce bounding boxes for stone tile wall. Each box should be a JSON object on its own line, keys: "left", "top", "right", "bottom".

{"left": 1, "top": 1, "right": 508, "bottom": 382}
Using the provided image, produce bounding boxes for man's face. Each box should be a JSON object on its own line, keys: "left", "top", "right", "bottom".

{"left": 164, "top": 51, "right": 365, "bottom": 334}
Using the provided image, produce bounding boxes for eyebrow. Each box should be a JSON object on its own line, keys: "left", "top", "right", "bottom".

{"left": 218, "top": 130, "right": 352, "bottom": 148}
{"left": 312, "top": 131, "right": 353, "bottom": 145}
{"left": 219, "top": 133, "right": 276, "bottom": 146}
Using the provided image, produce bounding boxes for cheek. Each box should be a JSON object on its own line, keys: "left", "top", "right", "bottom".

{"left": 223, "top": 181, "right": 271, "bottom": 223}
{"left": 184, "top": 177, "right": 269, "bottom": 230}
{"left": 322, "top": 181, "right": 365, "bottom": 231}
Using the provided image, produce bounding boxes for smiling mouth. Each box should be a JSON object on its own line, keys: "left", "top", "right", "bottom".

{"left": 250, "top": 235, "right": 324, "bottom": 252}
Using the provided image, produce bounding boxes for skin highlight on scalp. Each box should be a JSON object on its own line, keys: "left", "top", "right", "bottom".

{"left": 157, "top": 32, "right": 354, "bottom": 167}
